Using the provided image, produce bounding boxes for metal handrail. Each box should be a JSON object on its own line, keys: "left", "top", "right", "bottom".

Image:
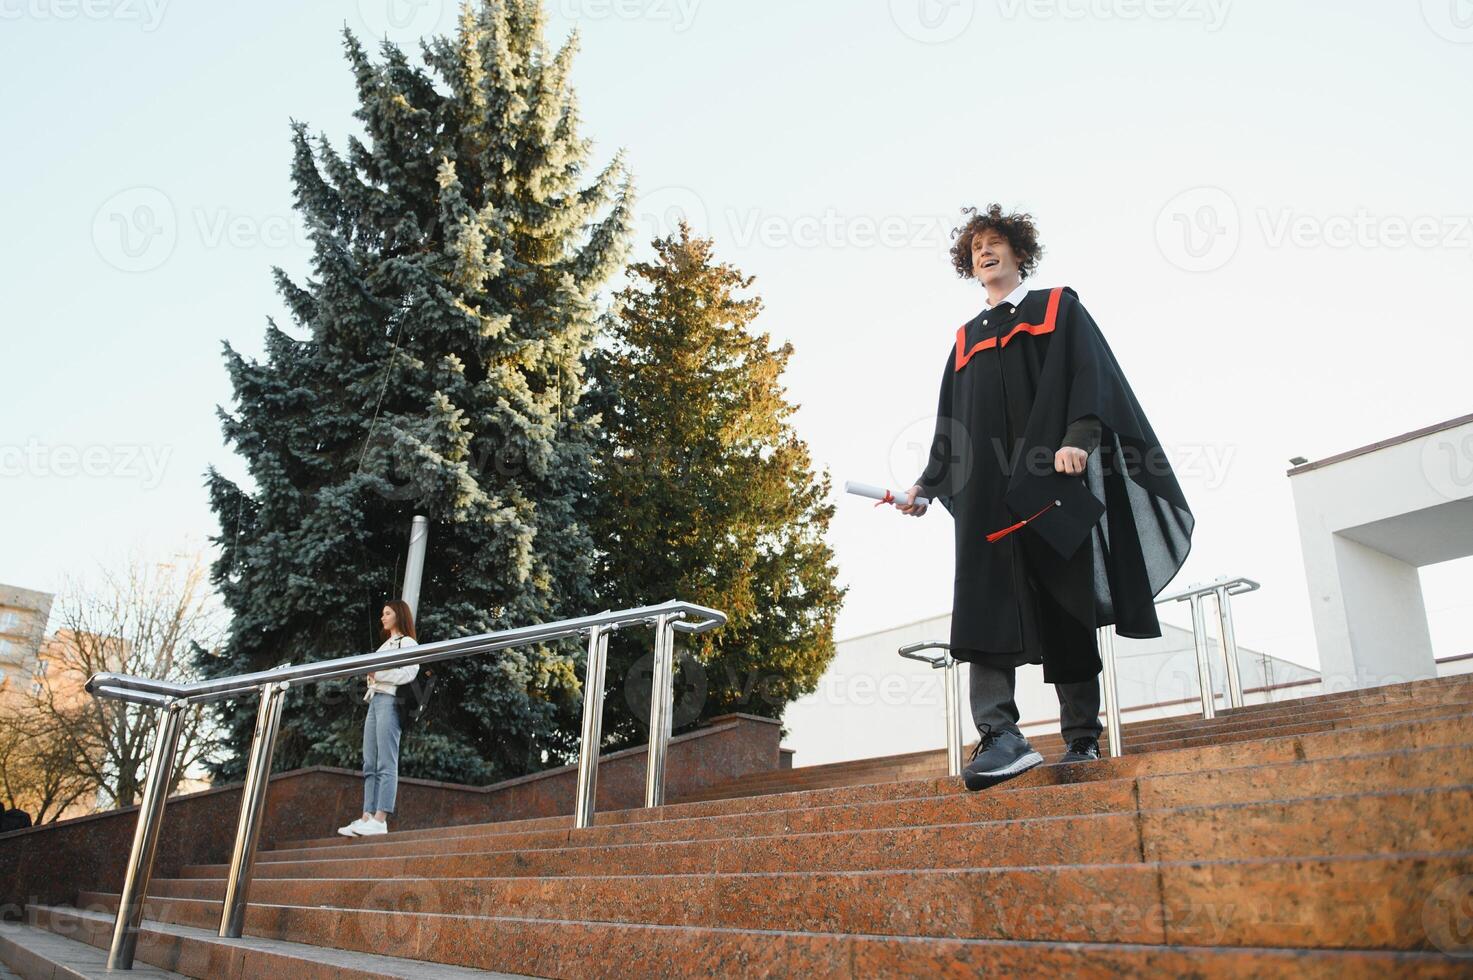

{"left": 1156, "top": 576, "right": 1259, "bottom": 721}
{"left": 904, "top": 575, "right": 1259, "bottom": 769}
{"left": 87, "top": 598, "right": 725, "bottom": 969}
{"left": 897, "top": 641, "right": 964, "bottom": 777}
{"left": 85, "top": 601, "right": 725, "bottom": 706}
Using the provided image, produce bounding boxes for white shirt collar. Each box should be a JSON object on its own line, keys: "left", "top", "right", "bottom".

{"left": 983, "top": 279, "right": 1032, "bottom": 312}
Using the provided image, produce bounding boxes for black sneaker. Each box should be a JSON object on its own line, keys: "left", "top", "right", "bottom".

{"left": 1059, "top": 736, "right": 1101, "bottom": 764}
{"left": 962, "top": 726, "right": 1044, "bottom": 791}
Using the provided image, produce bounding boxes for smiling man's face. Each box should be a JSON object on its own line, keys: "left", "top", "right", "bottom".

{"left": 970, "top": 229, "right": 1019, "bottom": 289}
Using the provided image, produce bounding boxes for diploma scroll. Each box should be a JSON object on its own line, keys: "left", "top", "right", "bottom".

{"left": 844, "top": 481, "right": 931, "bottom": 509}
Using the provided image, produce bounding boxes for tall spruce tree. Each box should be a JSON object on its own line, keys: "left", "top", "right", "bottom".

{"left": 587, "top": 223, "right": 845, "bottom": 747}
{"left": 202, "top": 0, "right": 633, "bottom": 783}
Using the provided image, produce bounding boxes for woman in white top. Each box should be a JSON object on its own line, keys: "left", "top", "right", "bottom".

{"left": 338, "top": 599, "right": 419, "bottom": 837}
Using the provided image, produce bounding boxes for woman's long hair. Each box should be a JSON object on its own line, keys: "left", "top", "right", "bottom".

{"left": 381, "top": 598, "right": 417, "bottom": 642}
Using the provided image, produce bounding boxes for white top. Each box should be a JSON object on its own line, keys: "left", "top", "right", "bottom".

{"left": 365, "top": 635, "right": 420, "bottom": 701}
{"left": 983, "top": 279, "right": 1032, "bottom": 312}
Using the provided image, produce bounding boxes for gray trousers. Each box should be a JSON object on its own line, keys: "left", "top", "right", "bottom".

{"left": 970, "top": 661, "right": 1103, "bottom": 744}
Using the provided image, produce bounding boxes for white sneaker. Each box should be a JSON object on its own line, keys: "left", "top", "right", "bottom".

{"left": 337, "top": 817, "right": 372, "bottom": 837}
{"left": 356, "top": 818, "right": 388, "bottom": 836}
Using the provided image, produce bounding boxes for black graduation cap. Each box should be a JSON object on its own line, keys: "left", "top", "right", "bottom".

{"left": 993, "top": 471, "right": 1105, "bottom": 560}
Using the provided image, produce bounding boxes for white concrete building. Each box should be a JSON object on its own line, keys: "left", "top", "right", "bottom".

{"left": 1288, "top": 413, "right": 1473, "bottom": 691}
{"left": 781, "top": 610, "right": 1318, "bottom": 768}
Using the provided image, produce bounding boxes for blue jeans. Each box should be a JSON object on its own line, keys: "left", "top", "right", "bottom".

{"left": 362, "top": 693, "right": 402, "bottom": 814}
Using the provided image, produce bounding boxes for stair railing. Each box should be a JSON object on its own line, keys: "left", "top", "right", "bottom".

{"left": 83, "top": 599, "right": 726, "bottom": 970}
{"left": 896, "top": 641, "right": 964, "bottom": 777}
{"left": 1151, "top": 575, "right": 1261, "bottom": 721}
{"left": 901, "top": 575, "right": 1260, "bottom": 765}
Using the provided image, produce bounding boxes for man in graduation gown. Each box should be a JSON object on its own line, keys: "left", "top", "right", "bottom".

{"left": 898, "top": 204, "right": 1194, "bottom": 790}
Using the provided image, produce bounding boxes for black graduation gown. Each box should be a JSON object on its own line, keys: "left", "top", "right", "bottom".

{"left": 914, "top": 285, "right": 1194, "bottom": 683}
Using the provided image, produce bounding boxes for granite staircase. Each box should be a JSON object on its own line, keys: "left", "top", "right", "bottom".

{"left": 6, "top": 673, "right": 1473, "bottom": 977}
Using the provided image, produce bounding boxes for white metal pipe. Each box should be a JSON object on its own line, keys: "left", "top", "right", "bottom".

{"left": 402, "top": 516, "right": 429, "bottom": 620}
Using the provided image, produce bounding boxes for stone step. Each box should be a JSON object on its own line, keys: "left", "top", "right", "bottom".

{"left": 182, "top": 785, "right": 1473, "bottom": 881}
{"left": 252, "top": 744, "right": 1473, "bottom": 865}
{"left": 22, "top": 906, "right": 531, "bottom": 980}
{"left": 88, "top": 849, "right": 1473, "bottom": 950}
{"left": 1117, "top": 673, "right": 1473, "bottom": 735}
{"left": 269, "top": 709, "right": 1473, "bottom": 851}
{"left": 670, "top": 699, "right": 1473, "bottom": 802}
{"left": 0, "top": 920, "right": 187, "bottom": 980}
{"left": 37, "top": 901, "right": 1467, "bottom": 978}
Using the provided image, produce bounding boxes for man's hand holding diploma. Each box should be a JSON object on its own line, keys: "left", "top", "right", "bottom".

{"left": 896, "top": 484, "right": 927, "bottom": 517}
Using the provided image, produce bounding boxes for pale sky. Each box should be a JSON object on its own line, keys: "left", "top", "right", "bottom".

{"left": 3, "top": 0, "right": 1471, "bottom": 673}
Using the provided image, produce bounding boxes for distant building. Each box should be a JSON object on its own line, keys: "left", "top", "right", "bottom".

{"left": 1289, "top": 412, "right": 1473, "bottom": 690}
{"left": 0, "top": 583, "right": 54, "bottom": 699}
{"left": 781, "top": 610, "right": 1320, "bottom": 769}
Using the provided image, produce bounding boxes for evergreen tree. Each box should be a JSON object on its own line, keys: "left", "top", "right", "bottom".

{"left": 587, "top": 222, "right": 845, "bottom": 747}
{"left": 202, "top": 0, "right": 633, "bottom": 783}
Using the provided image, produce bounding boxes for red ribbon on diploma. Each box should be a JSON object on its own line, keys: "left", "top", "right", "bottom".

{"left": 985, "top": 500, "right": 1060, "bottom": 543}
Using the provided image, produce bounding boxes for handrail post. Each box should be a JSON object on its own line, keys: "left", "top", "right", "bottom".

{"left": 218, "top": 680, "right": 289, "bottom": 938}
{"left": 573, "top": 625, "right": 610, "bottom": 829}
{"left": 942, "top": 651, "right": 963, "bottom": 777}
{"left": 1097, "top": 627, "right": 1124, "bottom": 758}
{"left": 107, "top": 698, "right": 186, "bottom": 970}
{"left": 1188, "top": 593, "right": 1216, "bottom": 720}
{"left": 644, "top": 613, "right": 679, "bottom": 808}
{"left": 1214, "top": 584, "right": 1245, "bottom": 709}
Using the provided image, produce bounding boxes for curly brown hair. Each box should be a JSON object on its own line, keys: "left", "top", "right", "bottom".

{"left": 948, "top": 204, "right": 1044, "bottom": 281}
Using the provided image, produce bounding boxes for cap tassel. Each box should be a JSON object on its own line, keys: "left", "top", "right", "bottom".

{"left": 986, "top": 499, "right": 1061, "bottom": 543}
